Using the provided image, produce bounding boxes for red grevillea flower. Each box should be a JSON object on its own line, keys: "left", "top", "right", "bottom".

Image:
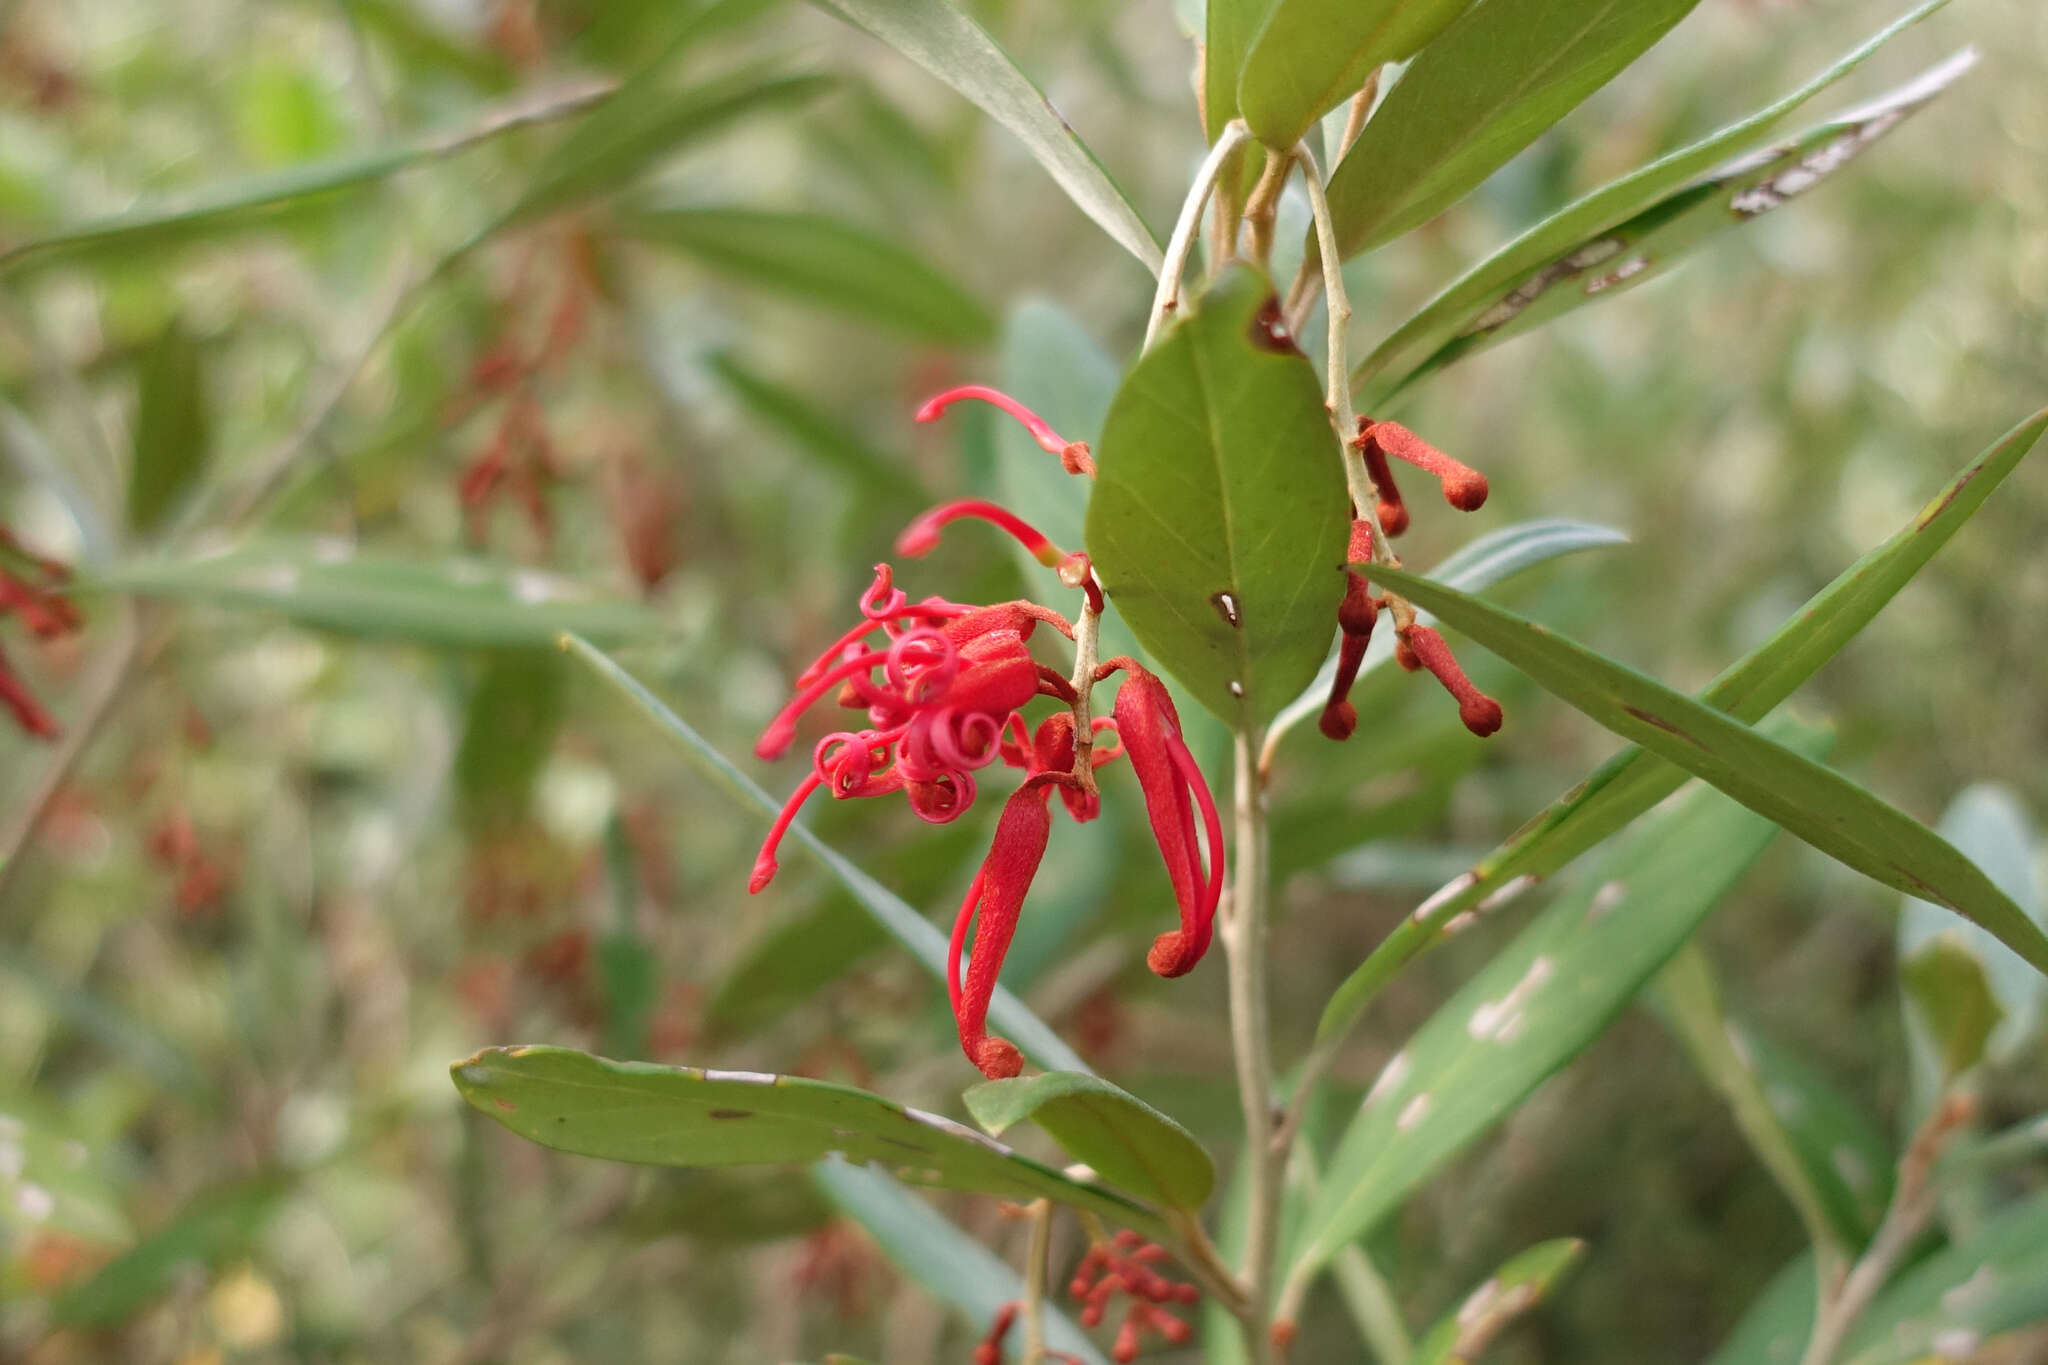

{"left": 1354, "top": 416, "right": 1489, "bottom": 539}
{"left": 1100, "top": 661, "right": 1224, "bottom": 979}
{"left": 751, "top": 391, "right": 1228, "bottom": 1077}
{"left": 0, "top": 526, "right": 82, "bottom": 739}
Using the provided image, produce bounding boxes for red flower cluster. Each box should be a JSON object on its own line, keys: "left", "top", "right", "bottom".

{"left": 970, "top": 1300, "right": 1083, "bottom": 1365}
{"left": 750, "top": 390, "right": 1224, "bottom": 1080}
{"left": 1322, "top": 418, "right": 1503, "bottom": 742}
{"left": 1, "top": 525, "right": 81, "bottom": 739}
{"left": 1070, "top": 1230, "right": 1199, "bottom": 1362}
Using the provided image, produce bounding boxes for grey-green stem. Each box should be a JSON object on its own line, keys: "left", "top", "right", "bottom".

{"left": 1225, "top": 725, "right": 1280, "bottom": 1362}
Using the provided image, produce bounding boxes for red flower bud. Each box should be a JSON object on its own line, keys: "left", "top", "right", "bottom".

{"left": 1401, "top": 625, "right": 1504, "bottom": 737}
{"left": 1368, "top": 419, "right": 1489, "bottom": 512}
{"left": 1106, "top": 664, "right": 1223, "bottom": 979}
{"left": 948, "top": 782, "right": 1056, "bottom": 1078}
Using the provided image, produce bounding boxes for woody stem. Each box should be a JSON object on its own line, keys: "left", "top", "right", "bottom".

{"left": 1225, "top": 724, "right": 1280, "bottom": 1362}
{"left": 1067, "top": 586, "right": 1102, "bottom": 785}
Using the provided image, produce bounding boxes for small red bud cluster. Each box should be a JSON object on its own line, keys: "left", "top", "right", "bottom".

{"left": 1069, "top": 1231, "right": 1198, "bottom": 1362}
{"left": 0, "top": 525, "right": 81, "bottom": 739}
{"left": 147, "top": 809, "right": 233, "bottom": 915}
{"left": 968, "top": 1300, "right": 1084, "bottom": 1365}
{"left": 1322, "top": 418, "right": 1503, "bottom": 741}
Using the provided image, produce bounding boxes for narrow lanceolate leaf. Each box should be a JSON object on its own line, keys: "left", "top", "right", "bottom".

{"left": 1364, "top": 45, "right": 1975, "bottom": 403}
{"left": 709, "top": 353, "right": 927, "bottom": 503}
{"left": 52, "top": 1177, "right": 290, "bottom": 1327}
{"left": 1321, "top": 0, "right": 1701, "bottom": 262}
{"left": 454, "top": 650, "right": 567, "bottom": 836}
{"left": 808, "top": 0, "right": 1162, "bottom": 272}
{"left": 92, "top": 543, "right": 656, "bottom": 647}
{"left": 1085, "top": 265, "right": 1349, "bottom": 726}
{"left": 0, "top": 83, "right": 612, "bottom": 274}
{"left": 1412, "top": 1239, "right": 1587, "bottom": 1365}
{"left": 1290, "top": 742, "right": 1816, "bottom": 1278}
{"left": 1269, "top": 517, "right": 1628, "bottom": 747}
{"left": 453, "top": 1047, "right": 1166, "bottom": 1241}
{"left": 964, "top": 1071, "right": 1215, "bottom": 1211}
{"left": 814, "top": 1160, "right": 1110, "bottom": 1365}
{"left": 509, "top": 68, "right": 833, "bottom": 224}
{"left": 1238, "top": 0, "right": 1473, "bottom": 151}
{"left": 1315, "top": 408, "right": 2048, "bottom": 1049}
{"left": 623, "top": 208, "right": 993, "bottom": 344}
{"left": 560, "top": 635, "right": 1091, "bottom": 1075}
{"left": 127, "top": 321, "right": 211, "bottom": 535}
{"left": 1368, "top": 561, "right": 2048, "bottom": 978}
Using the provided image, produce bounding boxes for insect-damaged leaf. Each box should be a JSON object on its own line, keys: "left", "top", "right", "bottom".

{"left": 1313, "top": 408, "right": 2048, "bottom": 1049}
{"left": 1290, "top": 739, "right": 1818, "bottom": 1279}
{"left": 452, "top": 1046, "right": 1170, "bottom": 1241}
{"left": 964, "top": 1070, "right": 1215, "bottom": 1211}
{"left": 1362, "top": 44, "right": 1975, "bottom": 403}
{"left": 1320, "top": 0, "right": 1702, "bottom": 262}
{"left": 1085, "top": 265, "right": 1348, "bottom": 727}
{"left": 1367, "top": 562, "right": 2048, "bottom": 980}
{"left": 1412, "top": 1238, "right": 1587, "bottom": 1365}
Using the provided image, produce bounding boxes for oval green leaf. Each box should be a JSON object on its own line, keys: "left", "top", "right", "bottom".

{"left": 963, "top": 1070, "right": 1215, "bottom": 1211}
{"left": 1321, "top": 0, "right": 1702, "bottom": 261}
{"left": 1238, "top": 0, "right": 1473, "bottom": 151}
{"left": 1367, "top": 560, "right": 2048, "bottom": 979}
{"left": 811, "top": 0, "right": 1162, "bottom": 272}
{"left": 1290, "top": 733, "right": 1815, "bottom": 1278}
{"left": 1085, "top": 265, "right": 1349, "bottom": 726}
{"left": 90, "top": 543, "right": 656, "bottom": 648}
{"left": 623, "top": 208, "right": 993, "bottom": 344}
{"left": 452, "top": 1046, "right": 1167, "bottom": 1239}
{"left": 1314, "top": 408, "right": 2048, "bottom": 1049}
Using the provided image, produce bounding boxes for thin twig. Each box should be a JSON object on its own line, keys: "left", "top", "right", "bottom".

{"left": 1241, "top": 146, "right": 1291, "bottom": 272}
{"left": 1224, "top": 726, "right": 1279, "bottom": 1363}
{"left": 1021, "top": 1198, "right": 1052, "bottom": 1364}
{"left": 1145, "top": 121, "right": 1255, "bottom": 352}
{"left": 1798, "top": 1092, "right": 1977, "bottom": 1365}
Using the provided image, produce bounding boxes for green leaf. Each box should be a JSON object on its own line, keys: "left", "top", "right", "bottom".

{"left": 1238, "top": 0, "right": 1473, "bottom": 151}
{"left": 1740, "top": 1028, "right": 1893, "bottom": 1246}
{"left": 1650, "top": 947, "right": 1864, "bottom": 1258}
{"left": 598, "top": 812, "right": 659, "bottom": 1060}
{"left": 1085, "top": 265, "right": 1349, "bottom": 726}
{"left": 814, "top": 1159, "right": 1110, "bottom": 1365}
{"left": 1321, "top": 0, "right": 1702, "bottom": 261}
{"left": 1313, "top": 409, "right": 2048, "bottom": 1050}
{"left": 1901, "top": 937, "right": 2005, "bottom": 1083}
{"left": 963, "top": 1071, "right": 1215, "bottom": 1211}
{"left": 454, "top": 650, "right": 567, "bottom": 836}
{"left": 1367, "top": 560, "right": 2048, "bottom": 980}
{"left": 1291, "top": 728, "right": 1819, "bottom": 1277}
{"left": 1203, "top": 0, "right": 1276, "bottom": 142}
{"left": 1413, "top": 1238, "right": 1587, "bottom": 1365}
{"left": 1899, "top": 785, "right": 2046, "bottom": 1066}
{"left": 1362, "top": 42, "right": 1974, "bottom": 402}
{"left": 452, "top": 1046, "right": 1166, "bottom": 1241}
{"left": 808, "top": 0, "right": 1162, "bottom": 271}
{"left": 52, "top": 1176, "right": 289, "bottom": 1327}
{"left": 1708, "top": 1254, "right": 1815, "bottom": 1365}
{"left": 1269, "top": 517, "right": 1629, "bottom": 746}
{"left": 0, "top": 85, "right": 611, "bottom": 274}
{"left": 509, "top": 67, "right": 833, "bottom": 225}
{"left": 90, "top": 542, "right": 656, "bottom": 648}
{"left": 126, "top": 321, "right": 212, "bottom": 536}
{"left": 623, "top": 208, "right": 993, "bottom": 344}
{"left": 560, "top": 635, "right": 1090, "bottom": 1074}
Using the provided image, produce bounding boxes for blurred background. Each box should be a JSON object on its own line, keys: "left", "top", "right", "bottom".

{"left": 1, "top": 0, "right": 2044, "bottom": 1361}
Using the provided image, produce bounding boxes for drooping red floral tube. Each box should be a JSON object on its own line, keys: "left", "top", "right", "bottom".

{"left": 948, "top": 775, "right": 1057, "bottom": 1080}
{"left": 1100, "top": 660, "right": 1223, "bottom": 979}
